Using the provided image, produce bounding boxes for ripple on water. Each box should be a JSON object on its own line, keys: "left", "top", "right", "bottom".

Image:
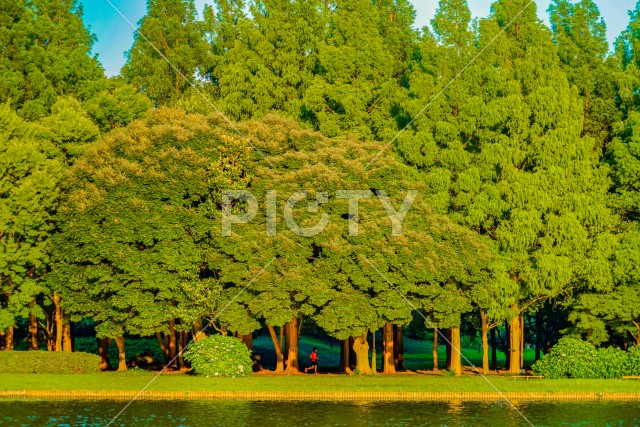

{"left": 0, "top": 400, "right": 638, "bottom": 426}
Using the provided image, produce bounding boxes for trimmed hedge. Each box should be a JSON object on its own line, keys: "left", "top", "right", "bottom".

{"left": 533, "top": 338, "right": 640, "bottom": 379}
{"left": 0, "top": 350, "right": 100, "bottom": 374}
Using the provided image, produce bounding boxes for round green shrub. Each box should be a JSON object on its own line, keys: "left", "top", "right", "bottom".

{"left": 532, "top": 338, "right": 598, "bottom": 379}
{"left": 184, "top": 334, "right": 252, "bottom": 377}
{"left": 533, "top": 338, "right": 640, "bottom": 379}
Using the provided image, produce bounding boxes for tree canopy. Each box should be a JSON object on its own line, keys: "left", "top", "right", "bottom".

{"left": 1, "top": 0, "right": 640, "bottom": 377}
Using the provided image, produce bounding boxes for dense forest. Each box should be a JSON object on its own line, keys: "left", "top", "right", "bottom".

{"left": 1, "top": 0, "right": 639, "bottom": 377}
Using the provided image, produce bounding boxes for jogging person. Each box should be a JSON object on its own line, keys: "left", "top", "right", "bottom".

{"left": 305, "top": 348, "right": 318, "bottom": 374}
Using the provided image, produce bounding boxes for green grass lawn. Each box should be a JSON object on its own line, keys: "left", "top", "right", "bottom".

{"left": 7, "top": 332, "right": 630, "bottom": 396}
{"left": 1, "top": 372, "right": 640, "bottom": 393}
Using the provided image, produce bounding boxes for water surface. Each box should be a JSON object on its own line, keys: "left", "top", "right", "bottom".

{"left": 1, "top": 400, "right": 638, "bottom": 426}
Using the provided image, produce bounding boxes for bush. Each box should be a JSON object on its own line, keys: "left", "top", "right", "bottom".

{"left": 184, "top": 334, "right": 252, "bottom": 377}
{"left": 533, "top": 338, "right": 640, "bottom": 379}
{"left": 532, "top": 338, "right": 598, "bottom": 379}
{"left": 0, "top": 350, "right": 100, "bottom": 374}
{"left": 624, "top": 346, "right": 640, "bottom": 376}
{"left": 597, "top": 347, "right": 628, "bottom": 379}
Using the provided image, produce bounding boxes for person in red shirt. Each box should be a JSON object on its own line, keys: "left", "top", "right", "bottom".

{"left": 305, "top": 348, "right": 318, "bottom": 374}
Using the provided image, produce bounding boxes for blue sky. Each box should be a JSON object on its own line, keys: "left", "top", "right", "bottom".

{"left": 82, "top": 0, "right": 638, "bottom": 77}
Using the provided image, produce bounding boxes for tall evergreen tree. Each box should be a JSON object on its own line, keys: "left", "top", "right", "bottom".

{"left": 122, "top": 0, "right": 209, "bottom": 105}
{"left": 570, "top": 7, "right": 640, "bottom": 346}
{"left": 398, "top": 0, "right": 617, "bottom": 373}
{"left": 302, "top": 0, "right": 413, "bottom": 139}
{"left": 205, "top": 0, "right": 325, "bottom": 121}
{"left": 0, "top": 0, "right": 105, "bottom": 120}
{"left": 549, "top": 0, "right": 618, "bottom": 146}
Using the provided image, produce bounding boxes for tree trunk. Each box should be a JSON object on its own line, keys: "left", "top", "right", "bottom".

{"left": 0, "top": 331, "right": 5, "bottom": 351}
{"left": 238, "top": 333, "right": 252, "bottom": 350}
{"left": 393, "top": 325, "right": 404, "bottom": 370}
{"left": 450, "top": 327, "right": 462, "bottom": 376}
{"left": 481, "top": 310, "right": 489, "bottom": 374}
{"left": 432, "top": 328, "right": 439, "bottom": 371}
{"left": 29, "top": 301, "right": 38, "bottom": 350}
{"left": 284, "top": 318, "right": 300, "bottom": 374}
{"left": 267, "top": 325, "right": 285, "bottom": 373}
{"left": 53, "top": 294, "right": 62, "bottom": 351}
{"left": 632, "top": 320, "right": 640, "bottom": 347}
{"left": 156, "top": 332, "right": 169, "bottom": 362}
{"left": 284, "top": 321, "right": 291, "bottom": 362}
{"left": 177, "top": 330, "right": 187, "bottom": 369}
{"left": 504, "top": 324, "right": 511, "bottom": 368}
{"left": 352, "top": 329, "right": 372, "bottom": 374}
{"left": 445, "top": 329, "right": 452, "bottom": 369}
{"left": 5, "top": 327, "right": 14, "bottom": 350}
{"left": 192, "top": 318, "right": 205, "bottom": 342}
{"left": 97, "top": 338, "right": 112, "bottom": 371}
{"left": 115, "top": 336, "right": 127, "bottom": 371}
{"left": 168, "top": 318, "right": 177, "bottom": 367}
{"left": 535, "top": 310, "right": 543, "bottom": 361}
{"left": 371, "top": 329, "right": 377, "bottom": 373}
{"left": 382, "top": 323, "right": 396, "bottom": 374}
{"left": 339, "top": 339, "right": 353, "bottom": 374}
{"left": 490, "top": 327, "right": 498, "bottom": 371}
{"left": 46, "top": 311, "right": 55, "bottom": 351}
{"left": 349, "top": 336, "right": 356, "bottom": 368}
{"left": 509, "top": 307, "right": 522, "bottom": 374}
{"left": 520, "top": 312, "right": 525, "bottom": 368}
{"left": 62, "top": 312, "right": 72, "bottom": 352}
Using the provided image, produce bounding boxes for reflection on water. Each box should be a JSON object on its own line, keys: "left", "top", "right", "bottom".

{"left": 0, "top": 400, "right": 638, "bottom": 426}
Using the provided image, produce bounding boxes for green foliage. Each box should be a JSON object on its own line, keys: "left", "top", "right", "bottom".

{"left": 301, "top": 0, "right": 413, "bottom": 139}
{"left": 50, "top": 107, "right": 252, "bottom": 339}
{"left": 36, "top": 97, "right": 100, "bottom": 161}
{"left": 398, "top": 0, "right": 617, "bottom": 337}
{"left": 532, "top": 338, "right": 599, "bottom": 379}
{"left": 206, "top": 0, "right": 324, "bottom": 121}
{"left": 203, "top": 0, "right": 414, "bottom": 139}
{"left": 597, "top": 346, "right": 630, "bottom": 379}
{"left": 549, "top": 0, "right": 617, "bottom": 143}
{"left": 0, "top": 0, "right": 105, "bottom": 119}
{"left": 533, "top": 338, "right": 640, "bottom": 379}
{"left": 0, "top": 350, "right": 99, "bottom": 374}
{"left": 624, "top": 346, "right": 640, "bottom": 376}
{"left": 0, "top": 104, "right": 61, "bottom": 329}
{"left": 1, "top": 0, "right": 640, "bottom": 372}
{"left": 184, "top": 334, "right": 252, "bottom": 377}
{"left": 83, "top": 80, "right": 152, "bottom": 132}
{"left": 122, "top": 0, "right": 209, "bottom": 105}
{"left": 215, "top": 114, "right": 490, "bottom": 341}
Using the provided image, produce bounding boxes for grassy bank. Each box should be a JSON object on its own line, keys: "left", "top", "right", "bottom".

{"left": 1, "top": 372, "right": 640, "bottom": 394}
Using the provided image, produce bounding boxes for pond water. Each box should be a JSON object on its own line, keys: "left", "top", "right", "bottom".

{"left": 0, "top": 400, "right": 638, "bottom": 426}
